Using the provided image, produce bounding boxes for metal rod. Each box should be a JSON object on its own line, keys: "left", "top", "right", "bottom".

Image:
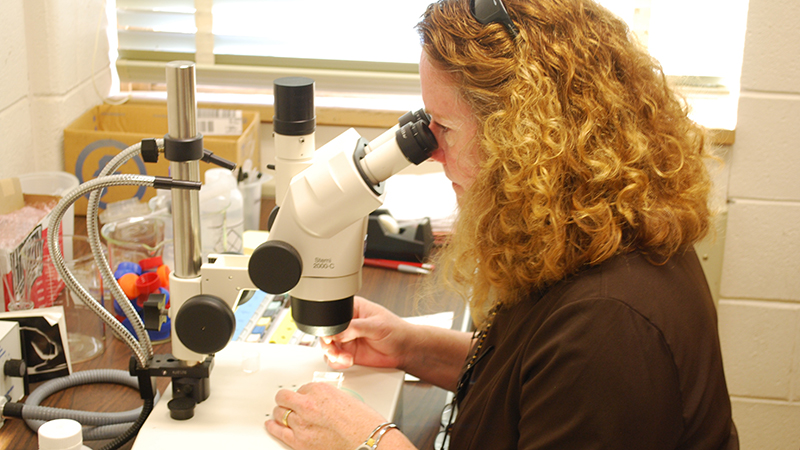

{"left": 166, "top": 61, "right": 197, "bottom": 139}
{"left": 166, "top": 61, "right": 203, "bottom": 278}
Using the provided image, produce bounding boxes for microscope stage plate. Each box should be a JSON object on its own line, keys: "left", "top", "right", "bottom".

{"left": 133, "top": 342, "right": 404, "bottom": 449}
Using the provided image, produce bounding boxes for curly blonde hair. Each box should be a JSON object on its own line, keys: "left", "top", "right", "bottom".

{"left": 417, "top": 0, "right": 712, "bottom": 317}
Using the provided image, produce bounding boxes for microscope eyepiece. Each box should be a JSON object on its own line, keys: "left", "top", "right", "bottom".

{"left": 398, "top": 108, "right": 431, "bottom": 127}
{"left": 395, "top": 120, "right": 438, "bottom": 165}
{"left": 274, "top": 77, "right": 316, "bottom": 136}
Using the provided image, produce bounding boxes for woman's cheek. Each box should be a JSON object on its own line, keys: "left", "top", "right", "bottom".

{"left": 444, "top": 131, "right": 458, "bottom": 151}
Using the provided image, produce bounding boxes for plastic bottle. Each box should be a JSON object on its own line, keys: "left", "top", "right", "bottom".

{"left": 38, "top": 419, "right": 92, "bottom": 450}
{"left": 200, "top": 168, "right": 244, "bottom": 258}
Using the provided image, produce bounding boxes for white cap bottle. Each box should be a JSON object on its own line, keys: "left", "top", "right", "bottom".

{"left": 38, "top": 419, "right": 91, "bottom": 450}
{"left": 201, "top": 168, "right": 245, "bottom": 258}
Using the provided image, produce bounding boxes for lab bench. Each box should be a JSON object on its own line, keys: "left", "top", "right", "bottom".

{"left": 0, "top": 201, "right": 463, "bottom": 450}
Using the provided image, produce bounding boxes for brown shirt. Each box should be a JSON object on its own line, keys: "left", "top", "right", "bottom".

{"left": 449, "top": 249, "right": 738, "bottom": 450}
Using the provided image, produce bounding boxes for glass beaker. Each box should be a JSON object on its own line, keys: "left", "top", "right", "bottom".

{"left": 23, "top": 235, "right": 106, "bottom": 363}
{"left": 59, "top": 235, "right": 106, "bottom": 363}
{"left": 101, "top": 215, "right": 170, "bottom": 273}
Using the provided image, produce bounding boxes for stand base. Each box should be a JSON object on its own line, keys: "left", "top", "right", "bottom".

{"left": 133, "top": 342, "right": 404, "bottom": 449}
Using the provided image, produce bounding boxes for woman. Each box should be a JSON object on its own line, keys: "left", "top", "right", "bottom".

{"left": 265, "top": 0, "right": 738, "bottom": 449}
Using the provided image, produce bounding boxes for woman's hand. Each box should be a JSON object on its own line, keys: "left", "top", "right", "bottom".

{"left": 265, "top": 382, "right": 413, "bottom": 450}
{"left": 320, "top": 296, "right": 413, "bottom": 371}
{"left": 322, "top": 296, "right": 474, "bottom": 390}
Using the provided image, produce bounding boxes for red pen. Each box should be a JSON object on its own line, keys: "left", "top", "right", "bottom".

{"left": 364, "top": 258, "right": 434, "bottom": 270}
{"left": 363, "top": 258, "right": 432, "bottom": 275}
{"left": 365, "top": 258, "right": 434, "bottom": 270}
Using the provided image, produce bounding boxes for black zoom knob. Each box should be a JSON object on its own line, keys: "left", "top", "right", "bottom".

{"left": 248, "top": 240, "right": 303, "bottom": 294}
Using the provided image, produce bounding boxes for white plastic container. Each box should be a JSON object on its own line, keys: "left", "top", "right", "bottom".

{"left": 18, "top": 171, "right": 79, "bottom": 236}
{"left": 238, "top": 173, "right": 266, "bottom": 231}
{"left": 38, "top": 419, "right": 91, "bottom": 450}
{"left": 200, "top": 168, "right": 244, "bottom": 259}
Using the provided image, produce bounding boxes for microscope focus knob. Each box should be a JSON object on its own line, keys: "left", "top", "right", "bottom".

{"left": 174, "top": 295, "right": 235, "bottom": 354}
{"left": 248, "top": 240, "right": 303, "bottom": 294}
{"left": 168, "top": 397, "right": 196, "bottom": 421}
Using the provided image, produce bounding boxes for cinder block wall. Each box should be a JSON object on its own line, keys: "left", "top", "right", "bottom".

{"left": 717, "top": 0, "right": 800, "bottom": 448}
{"left": 0, "top": 0, "right": 112, "bottom": 180}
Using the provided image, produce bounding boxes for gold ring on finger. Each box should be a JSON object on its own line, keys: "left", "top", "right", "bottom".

{"left": 282, "top": 408, "right": 294, "bottom": 428}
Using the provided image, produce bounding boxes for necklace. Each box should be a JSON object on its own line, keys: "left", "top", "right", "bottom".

{"left": 437, "top": 305, "right": 500, "bottom": 450}
{"left": 456, "top": 305, "right": 499, "bottom": 402}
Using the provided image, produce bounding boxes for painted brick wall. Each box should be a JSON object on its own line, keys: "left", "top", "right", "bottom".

{"left": 0, "top": 0, "right": 34, "bottom": 176}
{"left": 718, "top": 0, "right": 800, "bottom": 448}
{"left": 0, "top": 0, "right": 112, "bottom": 179}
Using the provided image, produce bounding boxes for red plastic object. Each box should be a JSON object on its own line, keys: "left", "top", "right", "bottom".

{"left": 135, "top": 272, "right": 161, "bottom": 307}
{"left": 139, "top": 256, "right": 163, "bottom": 273}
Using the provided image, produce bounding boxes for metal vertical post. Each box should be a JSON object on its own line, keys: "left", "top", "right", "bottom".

{"left": 166, "top": 61, "right": 203, "bottom": 278}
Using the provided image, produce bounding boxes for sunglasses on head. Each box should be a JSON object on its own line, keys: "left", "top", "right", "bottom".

{"left": 470, "top": 0, "right": 519, "bottom": 39}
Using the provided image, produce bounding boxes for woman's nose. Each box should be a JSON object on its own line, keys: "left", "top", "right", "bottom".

{"left": 428, "top": 146, "right": 445, "bottom": 163}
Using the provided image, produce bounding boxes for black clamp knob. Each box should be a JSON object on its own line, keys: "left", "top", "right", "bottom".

{"left": 143, "top": 293, "right": 168, "bottom": 332}
{"left": 141, "top": 138, "right": 160, "bottom": 163}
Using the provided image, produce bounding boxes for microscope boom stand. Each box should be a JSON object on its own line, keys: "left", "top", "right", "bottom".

{"left": 130, "top": 354, "right": 215, "bottom": 421}
{"left": 138, "top": 256, "right": 242, "bottom": 422}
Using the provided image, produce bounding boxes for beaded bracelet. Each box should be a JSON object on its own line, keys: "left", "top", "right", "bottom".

{"left": 355, "top": 422, "right": 398, "bottom": 450}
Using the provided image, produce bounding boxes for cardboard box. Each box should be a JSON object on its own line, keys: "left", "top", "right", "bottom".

{"left": 64, "top": 104, "right": 260, "bottom": 215}
{"left": 0, "top": 187, "right": 64, "bottom": 312}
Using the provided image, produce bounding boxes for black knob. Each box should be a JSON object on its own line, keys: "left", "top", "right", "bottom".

{"left": 168, "top": 396, "right": 196, "bottom": 421}
{"left": 174, "top": 295, "right": 236, "bottom": 354}
{"left": 248, "top": 240, "right": 303, "bottom": 294}
{"left": 4, "top": 359, "right": 26, "bottom": 378}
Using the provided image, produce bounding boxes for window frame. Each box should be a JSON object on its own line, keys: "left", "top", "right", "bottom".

{"left": 112, "top": 0, "right": 741, "bottom": 140}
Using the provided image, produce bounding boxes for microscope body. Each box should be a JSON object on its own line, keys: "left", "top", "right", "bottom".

{"left": 255, "top": 130, "right": 383, "bottom": 335}
{"left": 273, "top": 129, "right": 386, "bottom": 286}
{"left": 248, "top": 77, "right": 437, "bottom": 337}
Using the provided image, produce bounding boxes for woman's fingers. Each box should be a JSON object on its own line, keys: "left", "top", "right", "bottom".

{"left": 323, "top": 348, "right": 354, "bottom": 368}
{"left": 266, "top": 383, "right": 394, "bottom": 450}
{"left": 265, "top": 406, "right": 296, "bottom": 446}
{"left": 266, "top": 391, "right": 305, "bottom": 447}
{"left": 320, "top": 335, "right": 355, "bottom": 368}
